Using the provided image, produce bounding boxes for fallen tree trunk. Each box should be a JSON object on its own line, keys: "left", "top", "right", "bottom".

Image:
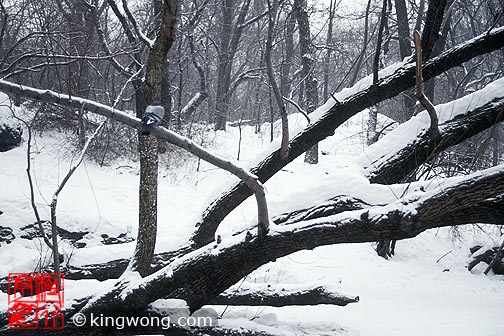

{"left": 1, "top": 27, "right": 502, "bottom": 251}
{"left": 25, "top": 83, "right": 503, "bottom": 284}
{"left": 210, "top": 285, "right": 359, "bottom": 307}
{"left": 364, "top": 80, "right": 504, "bottom": 184}
{"left": 75, "top": 164, "right": 504, "bottom": 316}
{"left": 0, "top": 81, "right": 270, "bottom": 238}
{"left": 190, "top": 26, "right": 504, "bottom": 247}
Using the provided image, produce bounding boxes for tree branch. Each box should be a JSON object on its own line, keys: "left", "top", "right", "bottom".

{"left": 0, "top": 78, "right": 270, "bottom": 238}
{"left": 121, "top": 0, "right": 154, "bottom": 47}
{"left": 414, "top": 30, "right": 439, "bottom": 136}
{"left": 265, "top": 0, "right": 289, "bottom": 160}
{"left": 282, "top": 95, "right": 310, "bottom": 124}
{"left": 190, "top": 26, "right": 504, "bottom": 247}
{"left": 364, "top": 78, "right": 504, "bottom": 184}
{"left": 84, "top": 0, "right": 134, "bottom": 77}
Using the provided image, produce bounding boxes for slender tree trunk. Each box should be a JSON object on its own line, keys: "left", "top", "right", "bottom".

{"left": 130, "top": 0, "right": 181, "bottom": 277}
{"left": 294, "top": 0, "right": 319, "bottom": 164}
{"left": 281, "top": 11, "right": 296, "bottom": 99}
{"left": 394, "top": 0, "right": 416, "bottom": 121}
{"left": 350, "top": 0, "right": 372, "bottom": 86}
{"left": 323, "top": 0, "right": 336, "bottom": 100}
{"left": 265, "top": 0, "right": 289, "bottom": 159}
{"left": 214, "top": 0, "right": 251, "bottom": 131}
{"left": 214, "top": 0, "right": 233, "bottom": 131}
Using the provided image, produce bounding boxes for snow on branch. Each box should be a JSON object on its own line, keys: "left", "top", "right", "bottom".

{"left": 84, "top": 0, "right": 134, "bottom": 77}
{"left": 362, "top": 77, "right": 504, "bottom": 184}
{"left": 210, "top": 284, "right": 359, "bottom": 307}
{"left": 274, "top": 195, "right": 370, "bottom": 225}
{"left": 121, "top": 0, "right": 154, "bottom": 48}
{"left": 190, "top": 25, "right": 504, "bottom": 247}
{"left": 0, "top": 79, "right": 270, "bottom": 237}
{"left": 77, "top": 164, "right": 504, "bottom": 316}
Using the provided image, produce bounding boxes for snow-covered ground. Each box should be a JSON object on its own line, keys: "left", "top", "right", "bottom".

{"left": 1, "top": 97, "right": 503, "bottom": 335}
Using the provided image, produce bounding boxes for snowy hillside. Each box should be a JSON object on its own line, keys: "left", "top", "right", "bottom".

{"left": 1, "top": 98, "right": 503, "bottom": 335}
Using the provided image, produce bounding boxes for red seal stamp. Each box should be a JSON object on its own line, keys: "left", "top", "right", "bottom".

{"left": 8, "top": 273, "right": 64, "bottom": 329}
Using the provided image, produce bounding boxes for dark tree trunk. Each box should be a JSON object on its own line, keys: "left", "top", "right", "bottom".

{"left": 322, "top": 0, "right": 336, "bottom": 100}
{"left": 214, "top": 0, "right": 251, "bottom": 131}
{"left": 394, "top": 0, "right": 416, "bottom": 121}
{"left": 281, "top": 11, "right": 296, "bottom": 99}
{"left": 131, "top": 0, "right": 181, "bottom": 277}
{"left": 294, "top": 0, "right": 319, "bottom": 164}
{"left": 210, "top": 286, "right": 359, "bottom": 307}
{"left": 134, "top": 136, "right": 159, "bottom": 277}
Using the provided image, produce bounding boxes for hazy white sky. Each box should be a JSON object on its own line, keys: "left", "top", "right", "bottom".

{"left": 319, "top": 0, "right": 370, "bottom": 13}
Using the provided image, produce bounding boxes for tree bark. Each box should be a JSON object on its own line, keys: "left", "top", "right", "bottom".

{"left": 365, "top": 91, "right": 504, "bottom": 184}
{"left": 394, "top": 0, "right": 416, "bottom": 121}
{"left": 265, "top": 0, "right": 289, "bottom": 159}
{"left": 294, "top": 0, "right": 319, "bottom": 164}
{"left": 421, "top": 0, "right": 448, "bottom": 61}
{"left": 214, "top": 0, "right": 252, "bottom": 131}
{"left": 61, "top": 85, "right": 504, "bottom": 280}
{"left": 210, "top": 286, "right": 359, "bottom": 307}
{"left": 131, "top": 0, "right": 181, "bottom": 277}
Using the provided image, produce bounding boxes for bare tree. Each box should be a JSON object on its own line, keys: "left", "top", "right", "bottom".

{"left": 265, "top": 0, "right": 289, "bottom": 159}
{"left": 294, "top": 0, "right": 319, "bottom": 164}
{"left": 214, "top": 0, "right": 252, "bottom": 131}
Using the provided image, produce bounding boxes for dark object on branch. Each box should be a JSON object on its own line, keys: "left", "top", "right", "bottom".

{"left": 141, "top": 101, "right": 165, "bottom": 135}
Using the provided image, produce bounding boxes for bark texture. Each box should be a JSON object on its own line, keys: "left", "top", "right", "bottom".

{"left": 210, "top": 286, "right": 359, "bottom": 307}
{"left": 132, "top": 0, "right": 181, "bottom": 277}
{"left": 294, "top": 0, "right": 319, "bottom": 164}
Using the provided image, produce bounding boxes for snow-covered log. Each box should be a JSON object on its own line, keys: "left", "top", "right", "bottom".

{"left": 363, "top": 77, "right": 504, "bottom": 184}
{"left": 210, "top": 285, "right": 359, "bottom": 307}
{"left": 75, "top": 164, "right": 504, "bottom": 315}
{"left": 273, "top": 196, "right": 370, "bottom": 225}
{"left": 64, "top": 247, "right": 192, "bottom": 281}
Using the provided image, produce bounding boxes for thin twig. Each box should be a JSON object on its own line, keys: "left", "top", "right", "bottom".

{"left": 10, "top": 106, "right": 53, "bottom": 249}
{"left": 436, "top": 250, "right": 453, "bottom": 263}
{"left": 282, "top": 96, "right": 310, "bottom": 124}
{"left": 414, "top": 30, "right": 439, "bottom": 137}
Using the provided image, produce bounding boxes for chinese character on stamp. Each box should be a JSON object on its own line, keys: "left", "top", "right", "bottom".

{"left": 8, "top": 273, "right": 64, "bottom": 329}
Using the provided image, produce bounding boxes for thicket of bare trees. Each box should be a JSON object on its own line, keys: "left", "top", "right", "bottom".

{"left": 1, "top": 0, "right": 503, "bottom": 334}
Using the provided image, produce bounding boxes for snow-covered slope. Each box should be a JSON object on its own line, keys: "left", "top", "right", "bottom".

{"left": 1, "top": 99, "right": 503, "bottom": 335}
